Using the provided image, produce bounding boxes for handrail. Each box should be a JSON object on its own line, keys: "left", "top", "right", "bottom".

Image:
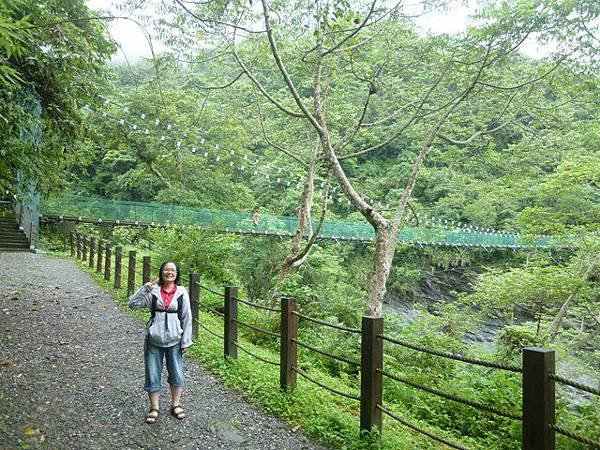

{"left": 377, "top": 404, "right": 471, "bottom": 450}
{"left": 549, "top": 372, "right": 600, "bottom": 396}
{"left": 293, "top": 338, "right": 360, "bottom": 367}
{"left": 292, "top": 365, "right": 360, "bottom": 401}
{"left": 233, "top": 341, "right": 279, "bottom": 366}
{"left": 234, "top": 296, "right": 281, "bottom": 313}
{"left": 549, "top": 423, "right": 600, "bottom": 447}
{"left": 232, "top": 318, "right": 281, "bottom": 339}
{"left": 379, "top": 334, "right": 522, "bottom": 372}
{"left": 378, "top": 369, "right": 522, "bottom": 420}
{"left": 292, "top": 311, "right": 361, "bottom": 334}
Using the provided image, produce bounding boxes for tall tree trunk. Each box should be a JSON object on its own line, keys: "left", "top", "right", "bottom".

{"left": 280, "top": 160, "right": 316, "bottom": 280}
{"left": 367, "top": 226, "right": 393, "bottom": 316}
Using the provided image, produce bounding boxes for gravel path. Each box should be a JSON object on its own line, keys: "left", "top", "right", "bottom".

{"left": 0, "top": 252, "right": 325, "bottom": 450}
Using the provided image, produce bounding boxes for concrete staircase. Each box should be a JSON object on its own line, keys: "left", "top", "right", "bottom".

{"left": 0, "top": 203, "right": 31, "bottom": 252}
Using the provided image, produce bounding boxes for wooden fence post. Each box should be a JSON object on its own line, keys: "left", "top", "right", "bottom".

{"left": 70, "top": 232, "right": 75, "bottom": 257}
{"left": 82, "top": 236, "right": 87, "bottom": 261}
{"left": 142, "top": 256, "right": 151, "bottom": 284}
{"left": 523, "top": 348, "right": 555, "bottom": 450}
{"left": 104, "top": 245, "right": 111, "bottom": 281}
{"left": 89, "top": 237, "right": 95, "bottom": 268}
{"left": 224, "top": 286, "right": 238, "bottom": 359}
{"left": 127, "top": 250, "right": 136, "bottom": 296}
{"left": 189, "top": 273, "right": 199, "bottom": 339}
{"left": 76, "top": 233, "right": 81, "bottom": 260}
{"left": 360, "top": 316, "right": 384, "bottom": 435}
{"left": 96, "top": 240, "right": 103, "bottom": 273}
{"left": 114, "top": 246, "right": 122, "bottom": 289}
{"left": 280, "top": 297, "right": 297, "bottom": 391}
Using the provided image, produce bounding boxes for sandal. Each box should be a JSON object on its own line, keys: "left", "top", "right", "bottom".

{"left": 170, "top": 405, "right": 186, "bottom": 420}
{"left": 145, "top": 408, "right": 159, "bottom": 424}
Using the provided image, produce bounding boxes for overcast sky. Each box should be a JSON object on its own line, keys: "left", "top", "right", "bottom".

{"left": 86, "top": 1, "right": 545, "bottom": 63}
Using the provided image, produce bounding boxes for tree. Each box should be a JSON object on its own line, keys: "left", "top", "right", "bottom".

{"left": 126, "top": 0, "right": 599, "bottom": 315}
{"left": 0, "top": 0, "right": 115, "bottom": 194}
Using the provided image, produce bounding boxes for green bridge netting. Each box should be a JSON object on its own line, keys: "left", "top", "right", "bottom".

{"left": 42, "top": 195, "right": 562, "bottom": 249}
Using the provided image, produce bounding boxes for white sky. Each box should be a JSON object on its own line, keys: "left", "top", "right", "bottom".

{"left": 86, "top": 1, "right": 544, "bottom": 63}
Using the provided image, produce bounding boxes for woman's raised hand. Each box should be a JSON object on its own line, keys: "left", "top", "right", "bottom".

{"left": 144, "top": 280, "right": 156, "bottom": 292}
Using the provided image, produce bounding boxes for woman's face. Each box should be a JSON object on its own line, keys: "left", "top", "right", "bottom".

{"left": 161, "top": 262, "right": 178, "bottom": 284}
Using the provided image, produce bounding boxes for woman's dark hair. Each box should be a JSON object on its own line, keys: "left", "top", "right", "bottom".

{"left": 158, "top": 261, "right": 181, "bottom": 286}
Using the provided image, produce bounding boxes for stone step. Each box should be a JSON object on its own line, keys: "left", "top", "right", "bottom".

{"left": 0, "top": 224, "right": 20, "bottom": 231}
{"left": 0, "top": 232, "right": 26, "bottom": 238}
{"left": 0, "top": 242, "right": 30, "bottom": 250}
{"left": 0, "top": 235, "right": 29, "bottom": 245}
{"left": 0, "top": 247, "right": 32, "bottom": 253}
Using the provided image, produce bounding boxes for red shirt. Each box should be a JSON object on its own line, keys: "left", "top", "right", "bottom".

{"left": 160, "top": 285, "right": 177, "bottom": 310}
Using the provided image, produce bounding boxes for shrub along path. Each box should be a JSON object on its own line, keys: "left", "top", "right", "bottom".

{"left": 0, "top": 252, "right": 324, "bottom": 449}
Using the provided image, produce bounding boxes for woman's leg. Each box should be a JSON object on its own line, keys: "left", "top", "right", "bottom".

{"left": 144, "top": 340, "right": 165, "bottom": 423}
{"left": 149, "top": 391, "right": 160, "bottom": 410}
{"left": 165, "top": 344, "right": 186, "bottom": 417}
{"left": 170, "top": 386, "right": 182, "bottom": 407}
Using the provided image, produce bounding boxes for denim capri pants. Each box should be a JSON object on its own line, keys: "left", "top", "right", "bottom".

{"left": 144, "top": 339, "right": 185, "bottom": 393}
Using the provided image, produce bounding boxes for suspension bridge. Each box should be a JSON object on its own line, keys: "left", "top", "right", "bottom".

{"left": 41, "top": 195, "right": 568, "bottom": 249}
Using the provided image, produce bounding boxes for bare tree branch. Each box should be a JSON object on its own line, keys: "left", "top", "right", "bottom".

{"left": 260, "top": 0, "right": 323, "bottom": 134}
{"left": 289, "top": 181, "right": 330, "bottom": 266}
{"left": 174, "top": 0, "right": 266, "bottom": 34}
{"left": 360, "top": 100, "right": 417, "bottom": 127}
{"left": 321, "top": 0, "right": 378, "bottom": 57}
{"left": 148, "top": 161, "right": 172, "bottom": 189}
{"left": 439, "top": 120, "right": 514, "bottom": 145}
{"left": 231, "top": 48, "right": 305, "bottom": 118}
{"left": 337, "top": 52, "right": 460, "bottom": 160}
{"left": 438, "top": 87, "right": 529, "bottom": 145}
{"left": 191, "top": 71, "right": 244, "bottom": 90}
{"left": 477, "top": 57, "right": 565, "bottom": 90}
{"left": 254, "top": 87, "right": 308, "bottom": 168}
{"left": 333, "top": 86, "right": 375, "bottom": 151}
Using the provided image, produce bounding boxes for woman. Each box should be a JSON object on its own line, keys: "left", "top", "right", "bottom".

{"left": 129, "top": 261, "right": 193, "bottom": 424}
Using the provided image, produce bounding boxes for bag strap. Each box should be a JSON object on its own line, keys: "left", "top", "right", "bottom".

{"left": 177, "top": 294, "right": 184, "bottom": 326}
{"left": 150, "top": 294, "right": 158, "bottom": 322}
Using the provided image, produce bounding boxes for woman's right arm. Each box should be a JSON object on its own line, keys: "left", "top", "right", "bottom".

{"left": 128, "top": 283, "right": 153, "bottom": 310}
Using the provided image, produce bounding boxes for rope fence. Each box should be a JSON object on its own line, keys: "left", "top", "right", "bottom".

{"left": 194, "top": 280, "right": 222, "bottom": 296}
{"left": 549, "top": 424, "right": 600, "bottom": 447}
{"left": 379, "top": 334, "right": 523, "bottom": 372}
{"left": 378, "top": 369, "right": 522, "bottom": 420}
{"left": 293, "top": 338, "right": 360, "bottom": 367}
{"left": 233, "top": 341, "right": 279, "bottom": 366}
{"left": 549, "top": 373, "right": 600, "bottom": 396}
{"left": 377, "top": 404, "right": 471, "bottom": 450}
{"left": 292, "top": 311, "right": 361, "bottom": 334}
{"left": 67, "top": 233, "right": 599, "bottom": 450}
{"left": 233, "top": 318, "right": 281, "bottom": 339}
{"left": 234, "top": 296, "right": 281, "bottom": 313}
{"left": 292, "top": 366, "right": 360, "bottom": 401}
{"left": 198, "top": 302, "right": 225, "bottom": 317}
{"left": 194, "top": 318, "right": 224, "bottom": 340}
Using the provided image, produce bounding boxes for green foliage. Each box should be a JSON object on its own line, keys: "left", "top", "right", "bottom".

{"left": 0, "top": 0, "right": 115, "bottom": 193}
{"left": 147, "top": 226, "right": 241, "bottom": 285}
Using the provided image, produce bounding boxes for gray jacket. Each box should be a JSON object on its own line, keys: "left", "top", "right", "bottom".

{"left": 129, "top": 284, "right": 193, "bottom": 348}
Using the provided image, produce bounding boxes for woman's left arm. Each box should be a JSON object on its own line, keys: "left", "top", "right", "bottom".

{"left": 180, "top": 288, "right": 193, "bottom": 351}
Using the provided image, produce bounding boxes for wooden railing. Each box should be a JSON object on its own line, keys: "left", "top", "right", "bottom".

{"left": 70, "top": 231, "right": 600, "bottom": 450}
